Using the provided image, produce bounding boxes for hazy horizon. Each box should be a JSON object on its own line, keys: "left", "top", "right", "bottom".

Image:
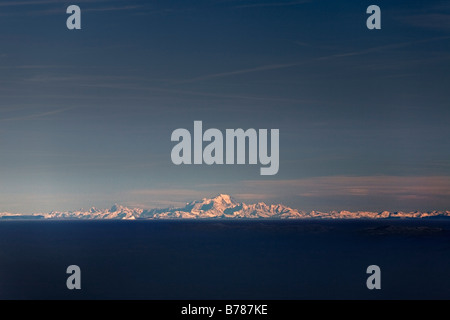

{"left": 1, "top": 192, "right": 450, "bottom": 217}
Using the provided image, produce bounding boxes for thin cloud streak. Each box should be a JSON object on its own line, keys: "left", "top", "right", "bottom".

{"left": 0, "top": 0, "right": 111, "bottom": 6}
{"left": 234, "top": 0, "right": 311, "bottom": 9}
{"left": 399, "top": 13, "right": 450, "bottom": 31}
{"left": 125, "top": 189, "right": 207, "bottom": 209}
{"left": 178, "top": 63, "right": 298, "bottom": 84}
{"left": 0, "top": 107, "right": 73, "bottom": 122}
{"left": 0, "top": 1, "right": 143, "bottom": 16}
{"left": 36, "top": 5, "right": 143, "bottom": 15}
{"left": 242, "top": 176, "right": 450, "bottom": 198}
{"left": 181, "top": 36, "right": 450, "bottom": 83}
{"left": 0, "top": 0, "right": 66, "bottom": 6}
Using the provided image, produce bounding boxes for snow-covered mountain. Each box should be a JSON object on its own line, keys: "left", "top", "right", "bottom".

{"left": 140, "top": 194, "right": 305, "bottom": 219}
{"left": 1, "top": 194, "right": 449, "bottom": 219}
{"left": 43, "top": 204, "right": 143, "bottom": 220}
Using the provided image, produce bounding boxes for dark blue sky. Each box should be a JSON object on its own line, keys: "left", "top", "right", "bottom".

{"left": 0, "top": 0, "right": 449, "bottom": 212}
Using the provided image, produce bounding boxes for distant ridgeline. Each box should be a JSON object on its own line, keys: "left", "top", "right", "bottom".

{"left": 0, "top": 195, "right": 449, "bottom": 220}
{"left": 1, "top": 215, "right": 44, "bottom": 220}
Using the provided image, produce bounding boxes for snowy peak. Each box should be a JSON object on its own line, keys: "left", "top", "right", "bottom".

{"left": 197, "top": 194, "right": 238, "bottom": 210}
{"left": 173, "top": 194, "right": 240, "bottom": 218}
{"left": 211, "top": 194, "right": 236, "bottom": 205}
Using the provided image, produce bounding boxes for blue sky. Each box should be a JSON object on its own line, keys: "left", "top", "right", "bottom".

{"left": 0, "top": 0, "right": 449, "bottom": 213}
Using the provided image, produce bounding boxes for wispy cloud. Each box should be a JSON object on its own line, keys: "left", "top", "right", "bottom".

{"left": 24, "top": 74, "right": 141, "bottom": 83}
{"left": 0, "top": 0, "right": 63, "bottom": 6}
{"left": 0, "top": 0, "right": 143, "bottom": 16}
{"left": 311, "top": 36, "right": 450, "bottom": 61}
{"left": 180, "top": 36, "right": 450, "bottom": 83}
{"left": 399, "top": 14, "right": 450, "bottom": 31}
{"left": 0, "top": 0, "right": 113, "bottom": 6}
{"left": 141, "top": 86, "right": 313, "bottom": 104}
{"left": 0, "top": 107, "right": 73, "bottom": 122}
{"left": 232, "top": 193, "right": 271, "bottom": 201}
{"left": 234, "top": 0, "right": 310, "bottom": 9}
{"left": 0, "top": 65, "right": 68, "bottom": 70}
{"left": 82, "top": 5, "right": 142, "bottom": 12}
{"left": 125, "top": 189, "right": 207, "bottom": 208}
{"left": 178, "top": 63, "right": 298, "bottom": 84}
{"left": 36, "top": 4, "right": 143, "bottom": 15}
{"left": 129, "top": 189, "right": 205, "bottom": 198}
{"left": 242, "top": 176, "right": 450, "bottom": 199}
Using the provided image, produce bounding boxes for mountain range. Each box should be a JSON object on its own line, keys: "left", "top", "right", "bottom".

{"left": 1, "top": 194, "right": 449, "bottom": 220}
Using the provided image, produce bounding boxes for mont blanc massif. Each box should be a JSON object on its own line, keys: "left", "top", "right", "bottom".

{"left": 1, "top": 194, "right": 449, "bottom": 220}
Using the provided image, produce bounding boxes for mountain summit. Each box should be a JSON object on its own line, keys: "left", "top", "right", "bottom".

{"left": 211, "top": 194, "right": 236, "bottom": 206}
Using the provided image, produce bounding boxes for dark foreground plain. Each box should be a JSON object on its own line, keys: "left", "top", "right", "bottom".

{"left": 0, "top": 219, "right": 449, "bottom": 299}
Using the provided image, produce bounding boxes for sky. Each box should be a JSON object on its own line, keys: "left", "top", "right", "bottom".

{"left": 0, "top": 0, "right": 449, "bottom": 213}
